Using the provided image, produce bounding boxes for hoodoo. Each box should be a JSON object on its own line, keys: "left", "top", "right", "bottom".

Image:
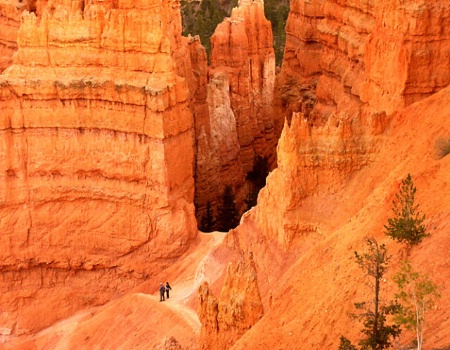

{"left": 194, "top": 0, "right": 278, "bottom": 218}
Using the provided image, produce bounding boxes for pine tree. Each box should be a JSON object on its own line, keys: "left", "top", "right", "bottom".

{"left": 384, "top": 174, "right": 428, "bottom": 247}
{"left": 200, "top": 201, "right": 216, "bottom": 233}
{"left": 216, "top": 185, "right": 240, "bottom": 232}
{"left": 340, "top": 239, "right": 401, "bottom": 349}
{"left": 245, "top": 155, "right": 269, "bottom": 210}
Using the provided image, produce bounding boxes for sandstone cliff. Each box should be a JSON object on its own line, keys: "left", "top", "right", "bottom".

{"left": 0, "top": 0, "right": 197, "bottom": 336}
{"left": 194, "top": 0, "right": 278, "bottom": 219}
{"left": 198, "top": 246, "right": 263, "bottom": 350}
{"left": 281, "top": 0, "right": 450, "bottom": 125}
{"left": 210, "top": 0, "right": 276, "bottom": 172}
{"left": 2, "top": 0, "right": 450, "bottom": 349}
{"left": 0, "top": 0, "right": 21, "bottom": 73}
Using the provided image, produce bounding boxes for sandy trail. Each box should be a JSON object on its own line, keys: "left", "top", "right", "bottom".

{"left": 146, "top": 231, "right": 227, "bottom": 334}
{"left": 3, "top": 231, "right": 227, "bottom": 350}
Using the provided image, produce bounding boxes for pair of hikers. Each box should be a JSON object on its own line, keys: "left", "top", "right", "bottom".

{"left": 159, "top": 282, "right": 172, "bottom": 302}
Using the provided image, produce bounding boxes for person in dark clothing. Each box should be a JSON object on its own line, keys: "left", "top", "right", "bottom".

{"left": 165, "top": 282, "right": 172, "bottom": 299}
{"left": 159, "top": 282, "right": 165, "bottom": 301}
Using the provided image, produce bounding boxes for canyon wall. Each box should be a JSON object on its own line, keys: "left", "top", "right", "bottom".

{"left": 0, "top": 1, "right": 20, "bottom": 73}
{"left": 198, "top": 0, "right": 450, "bottom": 349}
{"left": 195, "top": 0, "right": 277, "bottom": 219}
{"left": 0, "top": 0, "right": 197, "bottom": 337}
{"left": 210, "top": 0, "right": 276, "bottom": 172}
{"left": 281, "top": 0, "right": 450, "bottom": 124}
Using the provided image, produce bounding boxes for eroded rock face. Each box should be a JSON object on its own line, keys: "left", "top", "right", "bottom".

{"left": 0, "top": 0, "right": 21, "bottom": 72}
{"left": 198, "top": 254, "right": 263, "bottom": 350}
{"left": 255, "top": 111, "right": 374, "bottom": 246}
{"left": 281, "top": 0, "right": 450, "bottom": 123}
{"left": 363, "top": 0, "right": 450, "bottom": 115}
{"left": 0, "top": 0, "right": 197, "bottom": 336}
{"left": 210, "top": 0, "right": 276, "bottom": 173}
{"left": 195, "top": 72, "right": 244, "bottom": 217}
{"left": 193, "top": 0, "right": 277, "bottom": 218}
{"left": 280, "top": 0, "right": 323, "bottom": 117}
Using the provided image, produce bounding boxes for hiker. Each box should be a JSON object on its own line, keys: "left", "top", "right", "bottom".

{"left": 165, "top": 282, "right": 172, "bottom": 299}
{"left": 159, "top": 282, "right": 165, "bottom": 302}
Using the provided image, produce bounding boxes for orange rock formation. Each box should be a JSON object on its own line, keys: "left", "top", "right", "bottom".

{"left": 195, "top": 0, "right": 278, "bottom": 216}
{"left": 0, "top": 0, "right": 197, "bottom": 337}
{"left": 0, "top": 0, "right": 21, "bottom": 73}
{"left": 1, "top": 0, "right": 450, "bottom": 349}
{"left": 281, "top": 0, "right": 450, "bottom": 125}
{"left": 210, "top": 0, "right": 277, "bottom": 172}
{"left": 198, "top": 252, "right": 263, "bottom": 350}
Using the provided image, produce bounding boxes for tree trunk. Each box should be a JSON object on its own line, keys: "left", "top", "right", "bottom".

{"left": 374, "top": 261, "right": 380, "bottom": 349}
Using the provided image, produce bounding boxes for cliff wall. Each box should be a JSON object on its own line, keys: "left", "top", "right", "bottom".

{"left": 194, "top": 0, "right": 277, "bottom": 218}
{"left": 0, "top": 0, "right": 20, "bottom": 73}
{"left": 210, "top": 0, "right": 276, "bottom": 172}
{"left": 281, "top": 0, "right": 450, "bottom": 123}
{"left": 198, "top": 0, "right": 450, "bottom": 349}
{"left": 0, "top": 0, "right": 197, "bottom": 336}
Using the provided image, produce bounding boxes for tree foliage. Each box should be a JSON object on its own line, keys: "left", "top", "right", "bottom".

{"left": 384, "top": 174, "right": 428, "bottom": 247}
{"left": 341, "top": 239, "right": 401, "bottom": 350}
{"left": 245, "top": 155, "right": 270, "bottom": 210}
{"left": 393, "top": 260, "right": 441, "bottom": 350}
{"left": 181, "top": 0, "right": 230, "bottom": 58}
{"left": 216, "top": 185, "right": 240, "bottom": 232}
{"left": 200, "top": 200, "right": 216, "bottom": 232}
{"left": 339, "top": 336, "right": 357, "bottom": 350}
{"left": 264, "top": 0, "right": 289, "bottom": 66}
{"left": 180, "top": 0, "right": 289, "bottom": 64}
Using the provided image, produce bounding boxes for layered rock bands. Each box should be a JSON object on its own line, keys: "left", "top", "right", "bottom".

{"left": 282, "top": 0, "right": 450, "bottom": 123}
{"left": 194, "top": 0, "right": 278, "bottom": 218}
{"left": 262, "top": 0, "right": 450, "bottom": 248}
{"left": 0, "top": 0, "right": 197, "bottom": 336}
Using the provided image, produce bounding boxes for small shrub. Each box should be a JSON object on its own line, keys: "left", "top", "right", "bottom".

{"left": 435, "top": 137, "right": 450, "bottom": 159}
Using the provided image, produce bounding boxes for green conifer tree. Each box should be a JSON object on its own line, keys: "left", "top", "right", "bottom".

{"left": 384, "top": 174, "right": 428, "bottom": 247}
{"left": 340, "top": 239, "right": 401, "bottom": 350}
{"left": 216, "top": 185, "right": 240, "bottom": 232}
{"left": 200, "top": 201, "right": 216, "bottom": 233}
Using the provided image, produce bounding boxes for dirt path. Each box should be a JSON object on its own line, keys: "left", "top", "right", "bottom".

{"left": 147, "top": 231, "right": 227, "bottom": 334}
{"left": 3, "top": 231, "right": 227, "bottom": 350}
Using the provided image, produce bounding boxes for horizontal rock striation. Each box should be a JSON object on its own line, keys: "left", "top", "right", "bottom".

{"left": 194, "top": 0, "right": 277, "bottom": 218}
{"left": 0, "top": 0, "right": 197, "bottom": 337}
{"left": 281, "top": 0, "right": 450, "bottom": 124}
{"left": 0, "top": 0, "right": 21, "bottom": 73}
{"left": 210, "top": 0, "right": 277, "bottom": 173}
